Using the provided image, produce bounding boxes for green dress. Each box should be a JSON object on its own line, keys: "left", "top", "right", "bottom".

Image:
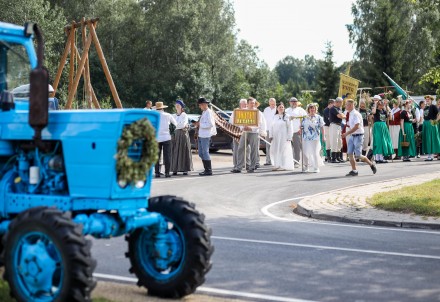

{"left": 372, "top": 110, "right": 394, "bottom": 156}
{"left": 397, "top": 110, "right": 416, "bottom": 157}
{"left": 422, "top": 105, "right": 440, "bottom": 154}
{"left": 320, "top": 131, "right": 326, "bottom": 157}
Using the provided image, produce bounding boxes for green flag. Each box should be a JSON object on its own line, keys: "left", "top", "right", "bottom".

{"left": 383, "top": 72, "right": 419, "bottom": 109}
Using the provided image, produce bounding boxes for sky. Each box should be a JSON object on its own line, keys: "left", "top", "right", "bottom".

{"left": 232, "top": 0, "right": 356, "bottom": 68}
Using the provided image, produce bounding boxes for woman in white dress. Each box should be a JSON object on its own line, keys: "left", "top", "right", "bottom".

{"left": 301, "top": 103, "right": 325, "bottom": 172}
{"left": 269, "top": 102, "right": 294, "bottom": 171}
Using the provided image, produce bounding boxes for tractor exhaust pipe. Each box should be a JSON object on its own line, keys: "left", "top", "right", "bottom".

{"left": 27, "top": 23, "right": 49, "bottom": 145}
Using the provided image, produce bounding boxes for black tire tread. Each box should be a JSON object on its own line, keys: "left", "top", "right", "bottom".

{"left": 1, "top": 207, "right": 96, "bottom": 302}
{"left": 126, "top": 195, "right": 213, "bottom": 298}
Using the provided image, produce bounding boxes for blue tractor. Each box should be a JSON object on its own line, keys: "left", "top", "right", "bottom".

{"left": 0, "top": 22, "right": 213, "bottom": 301}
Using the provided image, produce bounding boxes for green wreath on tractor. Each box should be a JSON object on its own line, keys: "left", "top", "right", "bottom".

{"left": 116, "top": 118, "right": 159, "bottom": 186}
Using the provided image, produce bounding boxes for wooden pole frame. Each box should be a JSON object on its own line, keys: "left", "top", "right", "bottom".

{"left": 89, "top": 22, "right": 122, "bottom": 108}
{"left": 53, "top": 18, "right": 122, "bottom": 109}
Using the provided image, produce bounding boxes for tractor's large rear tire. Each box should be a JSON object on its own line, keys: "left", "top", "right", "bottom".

{"left": 2, "top": 207, "right": 96, "bottom": 302}
{"left": 125, "top": 195, "right": 213, "bottom": 298}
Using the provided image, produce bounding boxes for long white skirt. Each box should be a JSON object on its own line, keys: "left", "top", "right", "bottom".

{"left": 389, "top": 125, "right": 400, "bottom": 149}
{"left": 270, "top": 141, "right": 294, "bottom": 170}
{"left": 303, "top": 140, "right": 324, "bottom": 170}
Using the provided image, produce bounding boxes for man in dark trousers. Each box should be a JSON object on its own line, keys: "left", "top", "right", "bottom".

{"left": 323, "top": 99, "right": 334, "bottom": 162}
{"left": 328, "top": 97, "right": 346, "bottom": 163}
{"left": 197, "top": 97, "right": 217, "bottom": 175}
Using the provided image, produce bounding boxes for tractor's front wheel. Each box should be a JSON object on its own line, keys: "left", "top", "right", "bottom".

{"left": 2, "top": 207, "right": 96, "bottom": 302}
{"left": 125, "top": 195, "right": 213, "bottom": 298}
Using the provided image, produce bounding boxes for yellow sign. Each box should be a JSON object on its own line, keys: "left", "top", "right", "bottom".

{"left": 233, "top": 109, "right": 259, "bottom": 127}
{"left": 338, "top": 73, "right": 360, "bottom": 99}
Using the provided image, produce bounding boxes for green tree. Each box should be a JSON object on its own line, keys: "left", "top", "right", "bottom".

{"left": 0, "top": 0, "right": 66, "bottom": 81}
{"left": 315, "top": 41, "right": 338, "bottom": 111}
{"left": 274, "top": 55, "right": 318, "bottom": 101}
{"left": 413, "top": 0, "right": 440, "bottom": 94}
{"left": 347, "top": 0, "right": 439, "bottom": 94}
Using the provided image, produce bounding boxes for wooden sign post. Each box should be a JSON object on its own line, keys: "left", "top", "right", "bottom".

{"left": 233, "top": 109, "right": 259, "bottom": 169}
{"left": 232, "top": 109, "right": 259, "bottom": 127}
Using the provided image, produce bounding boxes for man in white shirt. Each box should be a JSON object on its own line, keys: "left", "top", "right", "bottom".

{"left": 230, "top": 99, "right": 250, "bottom": 172}
{"left": 285, "top": 97, "right": 307, "bottom": 167}
{"left": 197, "top": 97, "right": 217, "bottom": 176}
{"left": 154, "top": 102, "right": 177, "bottom": 178}
{"left": 235, "top": 97, "right": 266, "bottom": 173}
{"left": 342, "top": 99, "right": 377, "bottom": 176}
{"left": 263, "top": 98, "right": 277, "bottom": 165}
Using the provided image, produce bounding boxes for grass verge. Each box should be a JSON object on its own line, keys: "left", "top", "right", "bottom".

{"left": 367, "top": 178, "right": 440, "bottom": 216}
{"left": 0, "top": 277, "right": 114, "bottom": 302}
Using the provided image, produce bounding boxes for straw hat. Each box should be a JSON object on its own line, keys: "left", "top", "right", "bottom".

{"left": 154, "top": 102, "right": 168, "bottom": 110}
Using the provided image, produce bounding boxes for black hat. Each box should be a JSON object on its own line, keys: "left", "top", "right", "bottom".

{"left": 197, "top": 97, "right": 210, "bottom": 104}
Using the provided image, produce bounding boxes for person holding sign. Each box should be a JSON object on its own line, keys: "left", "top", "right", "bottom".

{"left": 269, "top": 102, "right": 294, "bottom": 171}
{"left": 286, "top": 97, "right": 307, "bottom": 168}
{"left": 230, "top": 99, "right": 250, "bottom": 173}
{"left": 235, "top": 97, "right": 266, "bottom": 173}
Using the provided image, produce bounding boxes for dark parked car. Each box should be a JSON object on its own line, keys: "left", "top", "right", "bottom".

{"left": 187, "top": 113, "right": 233, "bottom": 152}
{"left": 187, "top": 110, "right": 267, "bottom": 153}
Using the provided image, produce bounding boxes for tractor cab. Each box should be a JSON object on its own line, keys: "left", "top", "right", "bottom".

{"left": 0, "top": 22, "right": 54, "bottom": 111}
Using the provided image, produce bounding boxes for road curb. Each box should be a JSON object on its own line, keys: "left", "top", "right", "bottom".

{"left": 295, "top": 205, "right": 440, "bottom": 229}
{"left": 295, "top": 172, "right": 440, "bottom": 230}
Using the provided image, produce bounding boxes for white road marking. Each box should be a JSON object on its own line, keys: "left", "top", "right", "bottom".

{"left": 195, "top": 287, "right": 316, "bottom": 302}
{"left": 261, "top": 197, "right": 304, "bottom": 221}
{"left": 213, "top": 236, "right": 440, "bottom": 260}
{"left": 93, "top": 273, "right": 316, "bottom": 302}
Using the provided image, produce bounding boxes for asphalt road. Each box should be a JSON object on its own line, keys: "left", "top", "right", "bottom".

{"left": 92, "top": 152, "right": 440, "bottom": 302}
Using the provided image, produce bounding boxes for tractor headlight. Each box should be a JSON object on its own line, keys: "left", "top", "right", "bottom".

{"left": 135, "top": 180, "right": 145, "bottom": 189}
{"left": 118, "top": 179, "right": 127, "bottom": 188}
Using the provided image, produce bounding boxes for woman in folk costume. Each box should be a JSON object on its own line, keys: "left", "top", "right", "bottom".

{"left": 437, "top": 99, "right": 440, "bottom": 160}
{"left": 302, "top": 103, "right": 325, "bottom": 173}
{"left": 341, "top": 104, "right": 350, "bottom": 162}
{"left": 171, "top": 100, "right": 193, "bottom": 175}
{"left": 437, "top": 100, "right": 440, "bottom": 160}
{"left": 397, "top": 100, "right": 417, "bottom": 161}
{"left": 389, "top": 98, "right": 401, "bottom": 159}
{"left": 269, "top": 102, "right": 294, "bottom": 171}
{"left": 421, "top": 95, "right": 440, "bottom": 161}
{"left": 359, "top": 100, "right": 372, "bottom": 156}
{"left": 371, "top": 97, "right": 394, "bottom": 163}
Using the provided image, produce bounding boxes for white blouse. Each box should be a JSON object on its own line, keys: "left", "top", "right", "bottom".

{"left": 173, "top": 112, "right": 188, "bottom": 130}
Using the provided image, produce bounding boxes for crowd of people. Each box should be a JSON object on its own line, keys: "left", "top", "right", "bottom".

{"left": 146, "top": 93, "right": 440, "bottom": 177}
{"left": 146, "top": 98, "right": 216, "bottom": 177}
